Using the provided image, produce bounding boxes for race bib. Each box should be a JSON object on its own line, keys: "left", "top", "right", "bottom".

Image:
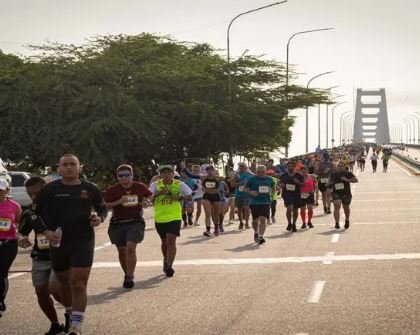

{"left": 36, "top": 233, "right": 50, "bottom": 250}
{"left": 123, "top": 195, "right": 139, "bottom": 207}
{"left": 285, "top": 184, "right": 296, "bottom": 192}
{"left": 0, "top": 218, "right": 12, "bottom": 232}
{"left": 238, "top": 185, "right": 245, "bottom": 192}
{"left": 205, "top": 181, "right": 216, "bottom": 189}
{"left": 258, "top": 185, "right": 270, "bottom": 193}
{"left": 335, "top": 183, "right": 345, "bottom": 190}
{"left": 301, "top": 193, "right": 309, "bottom": 199}
{"left": 320, "top": 178, "right": 329, "bottom": 184}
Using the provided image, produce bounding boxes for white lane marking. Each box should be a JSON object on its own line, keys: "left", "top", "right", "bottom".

{"left": 8, "top": 272, "right": 27, "bottom": 279}
{"left": 331, "top": 234, "right": 340, "bottom": 243}
{"left": 323, "top": 252, "right": 335, "bottom": 265}
{"left": 296, "top": 333, "right": 309, "bottom": 335}
{"left": 391, "top": 161, "right": 413, "bottom": 176}
{"left": 91, "top": 252, "right": 420, "bottom": 269}
{"left": 307, "top": 281, "right": 326, "bottom": 303}
{"left": 356, "top": 191, "right": 420, "bottom": 194}
{"left": 268, "top": 221, "right": 418, "bottom": 227}
{"left": 353, "top": 199, "right": 418, "bottom": 202}
{"left": 94, "top": 241, "right": 112, "bottom": 251}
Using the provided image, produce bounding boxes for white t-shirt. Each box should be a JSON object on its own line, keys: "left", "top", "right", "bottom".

{"left": 149, "top": 180, "right": 192, "bottom": 197}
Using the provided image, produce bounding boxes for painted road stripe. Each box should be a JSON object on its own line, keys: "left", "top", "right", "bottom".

{"left": 91, "top": 252, "right": 420, "bottom": 269}
{"left": 307, "top": 281, "right": 326, "bottom": 303}
{"left": 355, "top": 191, "right": 420, "bottom": 194}
{"left": 94, "top": 241, "right": 112, "bottom": 251}
{"left": 353, "top": 199, "right": 419, "bottom": 202}
{"left": 391, "top": 161, "right": 413, "bottom": 176}
{"left": 331, "top": 234, "right": 340, "bottom": 243}
{"left": 323, "top": 252, "right": 335, "bottom": 265}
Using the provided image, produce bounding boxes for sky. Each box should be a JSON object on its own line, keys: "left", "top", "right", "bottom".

{"left": 1, "top": 0, "right": 419, "bottom": 157}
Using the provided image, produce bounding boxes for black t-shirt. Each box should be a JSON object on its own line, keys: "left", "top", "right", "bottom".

{"left": 31, "top": 180, "right": 107, "bottom": 243}
{"left": 280, "top": 172, "right": 304, "bottom": 196}
{"left": 329, "top": 171, "right": 355, "bottom": 196}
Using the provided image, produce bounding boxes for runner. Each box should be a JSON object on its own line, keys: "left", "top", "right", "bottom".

{"left": 191, "top": 165, "right": 203, "bottom": 226}
{"left": 349, "top": 153, "right": 356, "bottom": 173}
{"left": 382, "top": 152, "right": 390, "bottom": 173}
{"left": 104, "top": 164, "right": 152, "bottom": 289}
{"left": 0, "top": 179, "right": 21, "bottom": 319}
{"left": 231, "top": 163, "right": 253, "bottom": 230}
{"left": 29, "top": 154, "right": 107, "bottom": 335}
{"left": 244, "top": 165, "right": 275, "bottom": 244}
{"left": 315, "top": 156, "right": 333, "bottom": 214}
{"left": 179, "top": 170, "right": 197, "bottom": 227}
{"left": 216, "top": 171, "right": 229, "bottom": 233}
{"left": 18, "top": 176, "right": 66, "bottom": 334}
{"left": 370, "top": 151, "right": 378, "bottom": 173}
{"left": 329, "top": 161, "right": 358, "bottom": 229}
{"left": 224, "top": 169, "right": 236, "bottom": 225}
{"left": 149, "top": 165, "right": 192, "bottom": 277}
{"left": 265, "top": 169, "right": 279, "bottom": 224}
{"left": 359, "top": 152, "right": 366, "bottom": 172}
{"left": 279, "top": 162, "right": 305, "bottom": 232}
{"left": 299, "top": 166, "right": 317, "bottom": 229}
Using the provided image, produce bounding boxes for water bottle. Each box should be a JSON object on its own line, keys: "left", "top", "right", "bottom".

{"left": 51, "top": 227, "right": 62, "bottom": 248}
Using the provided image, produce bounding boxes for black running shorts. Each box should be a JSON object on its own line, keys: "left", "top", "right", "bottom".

{"left": 51, "top": 239, "right": 95, "bottom": 272}
{"left": 250, "top": 204, "right": 270, "bottom": 219}
{"left": 155, "top": 220, "right": 181, "bottom": 239}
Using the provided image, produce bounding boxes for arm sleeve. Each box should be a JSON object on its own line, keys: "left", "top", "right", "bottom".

{"left": 91, "top": 185, "right": 108, "bottom": 219}
{"left": 180, "top": 182, "right": 193, "bottom": 196}
{"left": 18, "top": 209, "right": 33, "bottom": 236}
{"left": 30, "top": 186, "right": 50, "bottom": 233}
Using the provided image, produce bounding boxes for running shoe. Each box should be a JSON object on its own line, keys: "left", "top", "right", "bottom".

{"left": 308, "top": 222, "right": 314, "bottom": 229}
{"left": 301, "top": 223, "right": 307, "bottom": 229}
{"left": 254, "top": 233, "right": 259, "bottom": 243}
{"left": 327, "top": 208, "right": 332, "bottom": 214}
{"left": 182, "top": 223, "right": 188, "bottom": 228}
{"left": 292, "top": 224, "right": 297, "bottom": 232}
{"left": 67, "top": 327, "right": 81, "bottom": 335}
{"left": 258, "top": 237, "right": 266, "bottom": 245}
{"left": 238, "top": 222, "right": 244, "bottom": 230}
{"left": 323, "top": 207, "right": 328, "bottom": 214}
{"left": 188, "top": 218, "right": 194, "bottom": 226}
{"left": 245, "top": 223, "right": 250, "bottom": 229}
{"left": 335, "top": 222, "right": 340, "bottom": 229}
{"left": 123, "top": 275, "right": 134, "bottom": 289}
{"left": 344, "top": 220, "right": 350, "bottom": 229}
{"left": 203, "top": 231, "right": 212, "bottom": 237}
{"left": 219, "top": 224, "right": 224, "bottom": 233}
{"left": 214, "top": 228, "right": 220, "bottom": 237}
{"left": 286, "top": 223, "right": 292, "bottom": 231}
{"left": 45, "top": 322, "right": 65, "bottom": 335}
{"left": 165, "top": 267, "right": 175, "bottom": 277}
{"left": 271, "top": 216, "right": 276, "bottom": 224}
{"left": 163, "top": 262, "right": 169, "bottom": 274}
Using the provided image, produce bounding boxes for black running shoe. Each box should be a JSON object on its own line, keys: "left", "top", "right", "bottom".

{"left": 344, "top": 220, "right": 350, "bottom": 229}
{"left": 308, "top": 222, "right": 314, "bottom": 229}
{"left": 286, "top": 223, "right": 292, "bottom": 231}
{"left": 163, "top": 262, "right": 169, "bottom": 274}
{"left": 123, "top": 275, "right": 134, "bottom": 289}
{"left": 327, "top": 208, "right": 332, "bottom": 214}
{"left": 254, "top": 233, "right": 259, "bottom": 243}
{"left": 335, "top": 222, "right": 340, "bottom": 229}
{"left": 165, "top": 267, "right": 175, "bottom": 277}
{"left": 238, "top": 222, "right": 244, "bottom": 230}
{"left": 45, "top": 322, "right": 65, "bottom": 335}
{"left": 301, "top": 223, "right": 307, "bottom": 229}
{"left": 258, "top": 237, "right": 266, "bottom": 245}
{"left": 292, "top": 224, "right": 297, "bottom": 232}
{"left": 323, "top": 207, "right": 328, "bottom": 214}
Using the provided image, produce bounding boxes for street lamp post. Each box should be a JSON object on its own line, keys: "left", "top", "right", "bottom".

{"left": 402, "top": 120, "right": 410, "bottom": 144}
{"left": 343, "top": 115, "right": 353, "bottom": 144}
{"left": 305, "top": 71, "right": 334, "bottom": 152}
{"left": 331, "top": 101, "right": 347, "bottom": 148}
{"left": 409, "top": 114, "right": 420, "bottom": 144}
{"left": 318, "top": 85, "right": 340, "bottom": 147}
{"left": 340, "top": 111, "right": 352, "bottom": 145}
{"left": 227, "top": 1, "right": 287, "bottom": 103}
{"left": 284, "top": 26, "right": 334, "bottom": 157}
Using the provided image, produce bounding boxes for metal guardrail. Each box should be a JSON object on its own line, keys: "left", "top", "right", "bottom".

{"left": 392, "top": 151, "right": 420, "bottom": 172}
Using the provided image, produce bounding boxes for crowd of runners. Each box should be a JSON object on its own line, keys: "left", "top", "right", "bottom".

{"left": 0, "top": 144, "right": 393, "bottom": 334}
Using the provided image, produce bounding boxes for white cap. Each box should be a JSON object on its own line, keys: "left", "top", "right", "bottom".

{"left": 0, "top": 179, "right": 9, "bottom": 191}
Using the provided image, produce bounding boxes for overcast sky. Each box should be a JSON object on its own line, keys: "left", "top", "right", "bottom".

{"left": 1, "top": 0, "right": 419, "bottom": 157}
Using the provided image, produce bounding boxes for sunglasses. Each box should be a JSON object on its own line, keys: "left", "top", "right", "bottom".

{"left": 118, "top": 173, "right": 132, "bottom": 178}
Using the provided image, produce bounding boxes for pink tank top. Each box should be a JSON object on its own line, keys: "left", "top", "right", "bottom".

{"left": 301, "top": 176, "right": 316, "bottom": 193}
{"left": 0, "top": 199, "right": 20, "bottom": 240}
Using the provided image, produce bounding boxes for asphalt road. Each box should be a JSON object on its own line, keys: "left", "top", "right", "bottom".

{"left": 2, "top": 159, "right": 420, "bottom": 335}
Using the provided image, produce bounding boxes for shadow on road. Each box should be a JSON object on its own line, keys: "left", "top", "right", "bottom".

{"left": 179, "top": 235, "right": 214, "bottom": 245}
{"left": 266, "top": 230, "right": 305, "bottom": 239}
{"left": 88, "top": 275, "right": 165, "bottom": 305}
{"left": 317, "top": 230, "right": 346, "bottom": 236}
{"left": 225, "top": 243, "right": 260, "bottom": 253}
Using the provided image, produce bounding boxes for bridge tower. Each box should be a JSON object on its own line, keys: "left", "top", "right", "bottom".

{"left": 353, "top": 88, "right": 390, "bottom": 144}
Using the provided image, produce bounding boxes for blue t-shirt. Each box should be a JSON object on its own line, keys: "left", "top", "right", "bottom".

{"left": 183, "top": 178, "right": 197, "bottom": 191}
{"left": 245, "top": 176, "right": 275, "bottom": 205}
{"left": 235, "top": 172, "right": 254, "bottom": 198}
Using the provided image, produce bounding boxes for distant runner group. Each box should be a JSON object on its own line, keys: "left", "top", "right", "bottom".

{"left": 0, "top": 144, "right": 393, "bottom": 334}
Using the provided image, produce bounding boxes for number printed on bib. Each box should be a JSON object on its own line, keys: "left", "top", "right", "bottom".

{"left": 320, "top": 178, "right": 329, "bottom": 184}
{"left": 335, "top": 183, "right": 345, "bottom": 190}
{"left": 36, "top": 234, "right": 50, "bottom": 250}
{"left": 285, "top": 184, "right": 296, "bottom": 192}
{"left": 258, "top": 185, "right": 270, "bottom": 193}
{"left": 123, "top": 195, "right": 139, "bottom": 207}
{"left": 205, "top": 181, "right": 216, "bottom": 189}
{"left": 0, "top": 217, "right": 12, "bottom": 232}
{"left": 301, "top": 192, "right": 310, "bottom": 199}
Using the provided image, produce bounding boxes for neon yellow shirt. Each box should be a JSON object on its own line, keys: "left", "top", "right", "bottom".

{"left": 154, "top": 179, "right": 182, "bottom": 223}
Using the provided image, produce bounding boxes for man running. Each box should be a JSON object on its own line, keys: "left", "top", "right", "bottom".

{"left": 329, "top": 161, "right": 358, "bottom": 229}
{"left": 231, "top": 163, "right": 253, "bottom": 230}
{"left": 244, "top": 165, "right": 275, "bottom": 244}
{"left": 370, "top": 151, "right": 378, "bottom": 173}
{"left": 315, "top": 156, "right": 333, "bottom": 214}
{"left": 104, "top": 164, "right": 152, "bottom": 289}
{"left": 30, "top": 154, "right": 107, "bottom": 335}
{"left": 265, "top": 169, "right": 279, "bottom": 224}
{"left": 149, "top": 165, "right": 192, "bottom": 277}
{"left": 382, "top": 152, "right": 390, "bottom": 173}
{"left": 18, "top": 176, "right": 66, "bottom": 334}
{"left": 179, "top": 170, "right": 197, "bottom": 227}
{"left": 280, "top": 162, "right": 305, "bottom": 232}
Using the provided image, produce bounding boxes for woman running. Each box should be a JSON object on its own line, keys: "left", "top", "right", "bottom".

{"left": 299, "top": 166, "right": 317, "bottom": 229}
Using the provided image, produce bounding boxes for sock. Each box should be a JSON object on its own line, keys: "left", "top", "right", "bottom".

{"left": 308, "top": 208, "right": 314, "bottom": 222}
{"left": 300, "top": 209, "right": 306, "bottom": 223}
{"left": 182, "top": 213, "right": 187, "bottom": 223}
{"left": 70, "top": 311, "right": 85, "bottom": 330}
{"left": 206, "top": 226, "right": 211, "bottom": 232}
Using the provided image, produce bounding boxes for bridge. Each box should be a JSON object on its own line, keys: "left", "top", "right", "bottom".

{"left": 5, "top": 153, "right": 420, "bottom": 335}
